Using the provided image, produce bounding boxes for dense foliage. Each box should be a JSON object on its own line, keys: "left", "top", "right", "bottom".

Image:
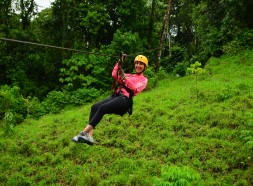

{"left": 1, "top": 0, "right": 253, "bottom": 98}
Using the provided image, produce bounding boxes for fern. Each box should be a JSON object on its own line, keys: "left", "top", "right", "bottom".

{"left": 154, "top": 166, "right": 202, "bottom": 186}
{"left": 4, "top": 111, "right": 15, "bottom": 134}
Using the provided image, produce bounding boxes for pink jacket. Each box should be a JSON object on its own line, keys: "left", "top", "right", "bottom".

{"left": 112, "top": 63, "right": 148, "bottom": 97}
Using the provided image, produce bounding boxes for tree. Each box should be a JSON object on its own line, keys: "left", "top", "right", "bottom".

{"left": 19, "top": 0, "right": 38, "bottom": 30}
{"left": 156, "top": 0, "right": 173, "bottom": 72}
{"left": 148, "top": 0, "right": 156, "bottom": 49}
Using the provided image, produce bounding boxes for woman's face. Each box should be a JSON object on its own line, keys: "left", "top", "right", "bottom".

{"left": 135, "top": 61, "right": 146, "bottom": 74}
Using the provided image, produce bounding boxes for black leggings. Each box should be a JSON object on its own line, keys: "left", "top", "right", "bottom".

{"left": 89, "top": 94, "right": 132, "bottom": 128}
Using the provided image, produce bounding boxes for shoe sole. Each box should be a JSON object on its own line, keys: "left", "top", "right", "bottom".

{"left": 75, "top": 136, "right": 94, "bottom": 146}
{"left": 72, "top": 138, "right": 79, "bottom": 143}
{"left": 72, "top": 135, "right": 81, "bottom": 143}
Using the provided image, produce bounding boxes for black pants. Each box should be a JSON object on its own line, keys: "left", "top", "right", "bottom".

{"left": 89, "top": 94, "right": 132, "bottom": 128}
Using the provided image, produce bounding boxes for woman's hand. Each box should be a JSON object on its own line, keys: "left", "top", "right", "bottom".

{"left": 118, "top": 68, "right": 126, "bottom": 80}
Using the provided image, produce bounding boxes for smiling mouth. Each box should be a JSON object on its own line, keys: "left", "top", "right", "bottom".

{"left": 136, "top": 67, "right": 143, "bottom": 72}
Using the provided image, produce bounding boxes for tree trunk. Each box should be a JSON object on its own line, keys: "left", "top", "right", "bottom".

{"left": 20, "top": 0, "right": 35, "bottom": 30}
{"left": 168, "top": 32, "right": 171, "bottom": 57}
{"left": 148, "top": 0, "right": 156, "bottom": 49}
{"left": 155, "top": 0, "right": 173, "bottom": 72}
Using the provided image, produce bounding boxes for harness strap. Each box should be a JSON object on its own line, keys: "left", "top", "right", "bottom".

{"left": 120, "top": 83, "right": 134, "bottom": 116}
{"left": 113, "top": 82, "right": 134, "bottom": 116}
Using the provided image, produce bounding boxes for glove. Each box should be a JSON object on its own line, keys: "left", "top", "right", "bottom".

{"left": 118, "top": 59, "right": 123, "bottom": 67}
{"left": 118, "top": 68, "right": 126, "bottom": 80}
{"left": 117, "top": 54, "right": 127, "bottom": 67}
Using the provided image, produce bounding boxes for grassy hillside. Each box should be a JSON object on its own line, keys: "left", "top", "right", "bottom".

{"left": 1, "top": 50, "right": 253, "bottom": 185}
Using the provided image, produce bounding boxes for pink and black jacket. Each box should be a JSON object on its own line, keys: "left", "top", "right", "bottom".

{"left": 112, "top": 63, "right": 148, "bottom": 98}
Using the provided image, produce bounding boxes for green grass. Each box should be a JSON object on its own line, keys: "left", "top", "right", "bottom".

{"left": 1, "top": 50, "right": 253, "bottom": 185}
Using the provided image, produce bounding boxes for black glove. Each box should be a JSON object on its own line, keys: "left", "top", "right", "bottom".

{"left": 118, "top": 68, "right": 126, "bottom": 79}
{"left": 118, "top": 60, "right": 123, "bottom": 67}
{"left": 118, "top": 54, "right": 127, "bottom": 67}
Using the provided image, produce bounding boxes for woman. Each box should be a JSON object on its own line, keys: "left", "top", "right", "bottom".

{"left": 72, "top": 55, "right": 148, "bottom": 145}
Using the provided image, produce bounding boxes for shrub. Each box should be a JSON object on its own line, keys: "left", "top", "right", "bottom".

{"left": 223, "top": 29, "right": 253, "bottom": 55}
{"left": 26, "top": 97, "right": 46, "bottom": 119}
{"left": 186, "top": 61, "right": 207, "bottom": 98}
{"left": 3, "top": 112, "right": 15, "bottom": 134}
{"left": 186, "top": 61, "right": 206, "bottom": 76}
{"left": 60, "top": 53, "right": 111, "bottom": 91}
{"left": 161, "top": 45, "right": 188, "bottom": 71}
{"left": 41, "top": 88, "right": 102, "bottom": 114}
{"left": 0, "top": 85, "right": 27, "bottom": 125}
{"left": 69, "top": 88, "right": 102, "bottom": 106}
{"left": 144, "top": 67, "right": 157, "bottom": 90}
{"left": 173, "top": 61, "right": 189, "bottom": 76}
{"left": 145, "top": 67, "right": 168, "bottom": 90}
{"left": 42, "top": 91, "right": 69, "bottom": 114}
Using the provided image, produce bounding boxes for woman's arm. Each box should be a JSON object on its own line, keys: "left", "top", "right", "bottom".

{"left": 112, "top": 63, "right": 119, "bottom": 79}
{"left": 112, "top": 63, "right": 126, "bottom": 83}
{"left": 124, "top": 75, "right": 148, "bottom": 95}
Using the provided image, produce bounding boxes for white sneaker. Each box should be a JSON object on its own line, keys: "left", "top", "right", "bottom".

{"left": 72, "top": 132, "right": 94, "bottom": 145}
{"left": 72, "top": 135, "right": 81, "bottom": 142}
{"left": 79, "top": 133, "right": 94, "bottom": 145}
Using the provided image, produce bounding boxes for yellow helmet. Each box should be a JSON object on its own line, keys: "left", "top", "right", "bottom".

{"left": 134, "top": 55, "right": 148, "bottom": 67}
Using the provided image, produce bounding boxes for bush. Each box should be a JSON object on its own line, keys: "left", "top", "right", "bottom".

{"left": 60, "top": 53, "right": 111, "bottom": 91}
{"left": 173, "top": 61, "right": 189, "bottom": 76}
{"left": 0, "top": 84, "right": 104, "bottom": 124}
{"left": 144, "top": 67, "right": 168, "bottom": 90}
{"left": 42, "top": 91, "right": 70, "bottom": 114}
{"left": 161, "top": 45, "right": 188, "bottom": 72}
{"left": 0, "top": 85, "right": 27, "bottom": 125}
{"left": 3, "top": 112, "right": 15, "bottom": 134}
{"left": 223, "top": 29, "right": 253, "bottom": 55}
{"left": 41, "top": 88, "right": 102, "bottom": 114}
{"left": 26, "top": 97, "right": 46, "bottom": 119}
{"left": 69, "top": 88, "right": 102, "bottom": 106}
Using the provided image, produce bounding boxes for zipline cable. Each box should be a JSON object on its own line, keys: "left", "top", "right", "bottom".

{"left": 0, "top": 38, "right": 160, "bottom": 58}
{"left": 0, "top": 38, "right": 117, "bottom": 58}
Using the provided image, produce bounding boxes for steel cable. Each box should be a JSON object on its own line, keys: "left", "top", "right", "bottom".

{"left": 0, "top": 38, "right": 160, "bottom": 58}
